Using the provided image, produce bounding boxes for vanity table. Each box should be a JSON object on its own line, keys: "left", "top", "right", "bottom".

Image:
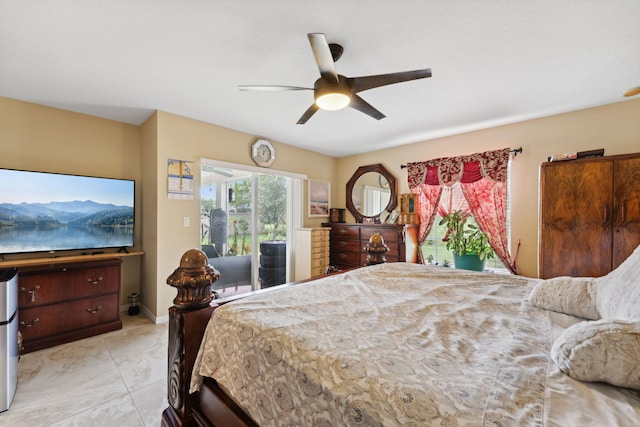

{"left": 328, "top": 163, "right": 419, "bottom": 270}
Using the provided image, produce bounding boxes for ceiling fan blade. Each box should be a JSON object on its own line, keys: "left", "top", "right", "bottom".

{"left": 349, "top": 94, "right": 386, "bottom": 120}
{"left": 238, "top": 85, "right": 312, "bottom": 91}
{"left": 296, "top": 104, "right": 319, "bottom": 125}
{"left": 308, "top": 33, "right": 339, "bottom": 83}
{"left": 348, "top": 69, "right": 432, "bottom": 93}
{"left": 624, "top": 86, "right": 640, "bottom": 97}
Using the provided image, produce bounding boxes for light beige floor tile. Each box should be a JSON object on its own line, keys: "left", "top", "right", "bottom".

{"left": 48, "top": 393, "right": 145, "bottom": 427}
{"left": 104, "top": 321, "right": 167, "bottom": 392}
{"left": 5, "top": 338, "right": 128, "bottom": 426}
{"left": 0, "top": 313, "right": 169, "bottom": 427}
{"left": 130, "top": 378, "right": 167, "bottom": 427}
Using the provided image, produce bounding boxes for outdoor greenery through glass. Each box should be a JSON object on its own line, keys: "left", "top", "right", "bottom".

{"left": 201, "top": 174, "right": 287, "bottom": 257}
{"left": 422, "top": 214, "right": 506, "bottom": 270}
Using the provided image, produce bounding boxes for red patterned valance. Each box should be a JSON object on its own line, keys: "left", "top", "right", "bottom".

{"left": 407, "top": 148, "right": 511, "bottom": 188}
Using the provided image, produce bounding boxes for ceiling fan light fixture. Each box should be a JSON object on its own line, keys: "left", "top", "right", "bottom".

{"left": 316, "top": 92, "right": 351, "bottom": 110}
{"left": 314, "top": 84, "right": 351, "bottom": 111}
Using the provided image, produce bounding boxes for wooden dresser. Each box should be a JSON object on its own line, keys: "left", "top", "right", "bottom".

{"left": 328, "top": 223, "right": 419, "bottom": 270}
{"left": 18, "top": 258, "right": 123, "bottom": 353}
{"left": 294, "top": 228, "right": 330, "bottom": 281}
{"left": 539, "top": 153, "right": 640, "bottom": 278}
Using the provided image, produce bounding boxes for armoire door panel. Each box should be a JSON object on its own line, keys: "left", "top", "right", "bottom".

{"left": 540, "top": 161, "right": 613, "bottom": 278}
{"left": 613, "top": 157, "right": 640, "bottom": 268}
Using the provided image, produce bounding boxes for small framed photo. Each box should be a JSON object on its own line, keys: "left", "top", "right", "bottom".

{"left": 385, "top": 210, "right": 399, "bottom": 224}
{"left": 308, "top": 179, "right": 330, "bottom": 218}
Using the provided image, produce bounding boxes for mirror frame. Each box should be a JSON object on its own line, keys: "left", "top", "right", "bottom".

{"left": 345, "top": 163, "right": 398, "bottom": 223}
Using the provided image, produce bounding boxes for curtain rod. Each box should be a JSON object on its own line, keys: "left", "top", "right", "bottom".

{"left": 400, "top": 147, "right": 523, "bottom": 169}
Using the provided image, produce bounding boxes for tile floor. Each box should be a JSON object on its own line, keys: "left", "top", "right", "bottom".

{"left": 1, "top": 314, "right": 168, "bottom": 427}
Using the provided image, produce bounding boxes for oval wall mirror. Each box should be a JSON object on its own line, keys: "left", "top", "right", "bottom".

{"left": 346, "top": 163, "right": 397, "bottom": 223}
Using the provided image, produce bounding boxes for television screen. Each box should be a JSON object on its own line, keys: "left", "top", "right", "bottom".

{"left": 0, "top": 168, "right": 135, "bottom": 255}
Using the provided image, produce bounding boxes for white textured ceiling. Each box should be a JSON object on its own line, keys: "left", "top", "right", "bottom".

{"left": 1, "top": 1, "right": 639, "bottom": 157}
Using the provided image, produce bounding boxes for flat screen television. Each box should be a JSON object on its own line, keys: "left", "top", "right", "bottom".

{"left": 0, "top": 168, "right": 135, "bottom": 255}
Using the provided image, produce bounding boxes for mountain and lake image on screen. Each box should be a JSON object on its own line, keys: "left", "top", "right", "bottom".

{"left": 0, "top": 168, "right": 134, "bottom": 254}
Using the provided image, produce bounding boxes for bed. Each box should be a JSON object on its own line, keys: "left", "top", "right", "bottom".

{"left": 162, "top": 248, "right": 640, "bottom": 427}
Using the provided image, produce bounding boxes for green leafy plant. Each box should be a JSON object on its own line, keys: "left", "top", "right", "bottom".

{"left": 439, "top": 210, "right": 495, "bottom": 261}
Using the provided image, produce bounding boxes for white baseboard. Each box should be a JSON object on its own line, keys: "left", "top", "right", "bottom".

{"left": 120, "top": 303, "right": 168, "bottom": 324}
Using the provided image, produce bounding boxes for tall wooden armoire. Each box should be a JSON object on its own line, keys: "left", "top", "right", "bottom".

{"left": 539, "top": 153, "right": 640, "bottom": 278}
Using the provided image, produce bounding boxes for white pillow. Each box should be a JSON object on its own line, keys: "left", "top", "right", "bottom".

{"left": 529, "top": 276, "right": 599, "bottom": 320}
{"left": 551, "top": 319, "right": 640, "bottom": 390}
{"left": 593, "top": 244, "right": 640, "bottom": 321}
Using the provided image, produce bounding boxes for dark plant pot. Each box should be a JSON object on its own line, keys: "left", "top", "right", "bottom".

{"left": 453, "top": 253, "right": 486, "bottom": 271}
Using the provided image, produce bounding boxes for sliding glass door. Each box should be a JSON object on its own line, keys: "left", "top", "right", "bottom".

{"left": 200, "top": 160, "right": 303, "bottom": 296}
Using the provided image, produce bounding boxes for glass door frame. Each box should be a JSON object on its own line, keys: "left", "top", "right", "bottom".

{"left": 200, "top": 158, "right": 306, "bottom": 290}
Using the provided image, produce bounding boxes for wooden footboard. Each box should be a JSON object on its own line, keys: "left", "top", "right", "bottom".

{"left": 161, "top": 249, "right": 259, "bottom": 427}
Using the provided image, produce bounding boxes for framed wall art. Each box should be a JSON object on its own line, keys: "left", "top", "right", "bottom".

{"left": 308, "top": 179, "right": 330, "bottom": 218}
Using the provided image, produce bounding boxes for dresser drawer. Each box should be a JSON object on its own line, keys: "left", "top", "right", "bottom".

{"left": 310, "top": 257, "right": 328, "bottom": 268}
{"left": 19, "top": 294, "right": 119, "bottom": 341}
{"left": 310, "top": 266, "right": 327, "bottom": 277}
{"left": 331, "top": 226, "right": 360, "bottom": 240}
{"left": 311, "top": 231, "right": 330, "bottom": 243}
{"left": 310, "top": 245, "right": 329, "bottom": 256}
{"left": 331, "top": 239, "right": 362, "bottom": 252}
{"left": 19, "top": 264, "right": 121, "bottom": 307}
{"left": 360, "top": 227, "right": 400, "bottom": 243}
{"left": 331, "top": 251, "right": 361, "bottom": 266}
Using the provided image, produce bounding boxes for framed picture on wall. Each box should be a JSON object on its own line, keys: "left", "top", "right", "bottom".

{"left": 308, "top": 179, "right": 330, "bottom": 218}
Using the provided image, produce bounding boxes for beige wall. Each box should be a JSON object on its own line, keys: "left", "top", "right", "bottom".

{"left": 337, "top": 98, "right": 640, "bottom": 277}
{"left": 0, "top": 96, "right": 143, "bottom": 304}
{"left": 146, "top": 111, "right": 337, "bottom": 318}
{"left": 0, "top": 98, "right": 337, "bottom": 318}
{"left": 139, "top": 112, "right": 159, "bottom": 315}
{"left": 3, "top": 95, "right": 639, "bottom": 317}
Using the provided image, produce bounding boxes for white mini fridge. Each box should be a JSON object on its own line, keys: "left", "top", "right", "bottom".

{"left": 0, "top": 268, "right": 18, "bottom": 412}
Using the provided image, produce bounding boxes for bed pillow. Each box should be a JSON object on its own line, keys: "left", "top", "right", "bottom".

{"left": 593, "top": 244, "right": 640, "bottom": 321}
{"left": 551, "top": 319, "right": 640, "bottom": 390}
{"left": 529, "top": 276, "right": 599, "bottom": 320}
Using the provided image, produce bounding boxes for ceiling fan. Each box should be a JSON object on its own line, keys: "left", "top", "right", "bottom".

{"left": 238, "top": 33, "right": 432, "bottom": 124}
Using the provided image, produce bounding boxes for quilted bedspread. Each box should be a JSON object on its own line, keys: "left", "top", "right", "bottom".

{"left": 190, "top": 263, "right": 634, "bottom": 426}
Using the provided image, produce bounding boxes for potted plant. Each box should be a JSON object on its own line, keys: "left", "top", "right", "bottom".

{"left": 439, "top": 210, "right": 495, "bottom": 271}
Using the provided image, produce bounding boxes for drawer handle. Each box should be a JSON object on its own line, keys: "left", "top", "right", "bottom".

{"left": 87, "top": 276, "right": 103, "bottom": 285}
{"left": 340, "top": 241, "right": 347, "bottom": 247}
{"left": 339, "top": 229, "right": 347, "bottom": 235}
{"left": 20, "top": 285, "right": 41, "bottom": 303}
{"left": 339, "top": 254, "right": 347, "bottom": 259}
{"left": 20, "top": 318, "right": 40, "bottom": 328}
{"left": 86, "top": 305, "right": 103, "bottom": 314}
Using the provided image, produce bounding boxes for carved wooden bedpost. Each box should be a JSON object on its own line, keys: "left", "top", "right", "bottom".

{"left": 162, "top": 249, "right": 220, "bottom": 427}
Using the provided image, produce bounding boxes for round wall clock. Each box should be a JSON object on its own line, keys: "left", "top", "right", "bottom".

{"left": 251, "top": 139, "right": 275, "bottom": 167}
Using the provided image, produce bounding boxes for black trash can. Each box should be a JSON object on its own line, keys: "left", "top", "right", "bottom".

{"left": 259, "top": 240, "right": 286, "bottom": 288}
